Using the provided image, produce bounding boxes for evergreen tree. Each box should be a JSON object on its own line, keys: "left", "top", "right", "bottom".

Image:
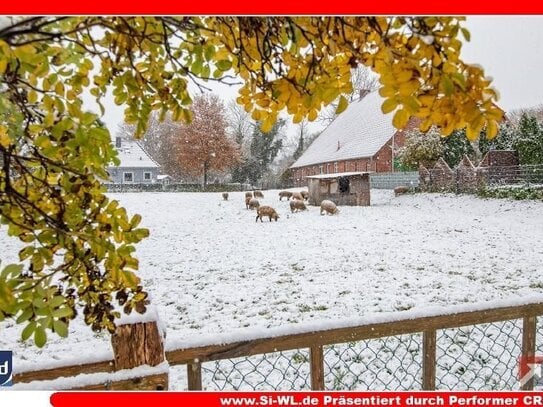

{"left": 249, "top": 119, "right": 285, "bottom": 182}
{"left": 514, "top": 113, "right": 543, "bottom": 164}
{"left": 442, "top": 129, "right": 475, "bottom": 167}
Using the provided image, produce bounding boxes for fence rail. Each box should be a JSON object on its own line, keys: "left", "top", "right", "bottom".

{"left": 12, "top": 298, "right": 543, "bottom": 391}
{"left": 166, "top": 299, "right": 543, "bottom": 391}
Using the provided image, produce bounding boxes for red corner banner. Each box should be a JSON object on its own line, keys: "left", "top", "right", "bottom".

{"left": 2, "top": 1, "right": 543, "bottom": 14}
{"left": 51, "top": 392, "right": 543, "bottom": 407}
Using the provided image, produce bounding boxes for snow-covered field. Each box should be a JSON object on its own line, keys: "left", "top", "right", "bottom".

{"left": 1, "top": 189, "right": 543, "bottom": 389}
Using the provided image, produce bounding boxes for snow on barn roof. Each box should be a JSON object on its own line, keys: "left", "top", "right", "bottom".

{"left": 114, "top": 138, "right": 159, "bottom": 168}
{"left": 305, "top": 171, "right": 372, "bottom": 179}
{"left": 290, "top": 91, "right": 395, "bottom": 169}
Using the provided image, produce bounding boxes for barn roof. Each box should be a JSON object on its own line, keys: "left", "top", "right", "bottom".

{"left": 290, "top": 91, "right": 396, "bottom": 169}
{"left": 306, "top": 171, "right": 372, "bottom": 179}
{"left": 114, "top": 138, "right": 160, "bottom": 169}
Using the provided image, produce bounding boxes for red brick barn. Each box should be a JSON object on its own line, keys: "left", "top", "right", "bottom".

{"left": 290, "top": 91, "right": 416, "bottom": 187}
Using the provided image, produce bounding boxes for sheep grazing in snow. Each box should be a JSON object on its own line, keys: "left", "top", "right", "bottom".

{"left": 290, "top": 199, "right": 307, "bottom": 213}
{"left": 394, "top": 186, "right": 410, "bottom": 196}
{"left": 254, "top": 190, "right": 264, "bottom": 198}
{"left": 247, "top": 198, "right": 260, "bottom": 210}
{"left": 222, "top": 192, "right": 229, "bottom": 201}
{"left": 245, "top": 191, "right": 253, "bottom": 199}
{"left": 300, "top": 190, "right": 309, "bottom": 201}
{"left": 291, "top": 192, "right": 303, "bottom": 201}
{"left": 278, "top": 191, "right": 293, "bottom": 201}
{"left": 320, "top": 200, "right": 339, "bottom": 215}
{"left": 256, "top": 206, "right": 279, "bottom": 222}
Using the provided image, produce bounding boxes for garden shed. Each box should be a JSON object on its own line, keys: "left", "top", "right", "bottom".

{"left": 306, "top": 171, "right": 371, "bottom": 207}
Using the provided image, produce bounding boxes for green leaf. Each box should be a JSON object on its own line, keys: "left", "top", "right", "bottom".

{"left": 52, "top": 307, "right": 73, "bottom": 319}
{"left": 335, "top": 95, "right": 349, "bottom": 115}
{"left": 1, "top": 264, "right": 23, "bottom": 279}
{"left": 21, "top": 321, "right": 36, "bottom": 341}
{"left": 53, "top": 319, "right": 69, "bottom": 338}
{"left": 16, "top": 308, "right": 33, "bottom": 324}
{"left": 215, "top": 60, "right": 232, "bottom": 71}
{"left": 50, "top": 295, "right": 65, "bottom": 308}
{"left": 442, "top": 75, "right": 454, "bottom": 96}
{"left": 34, "top": 325, "right": 47, "bottom": 348}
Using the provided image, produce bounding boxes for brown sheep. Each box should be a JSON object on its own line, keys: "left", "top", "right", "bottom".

{"left": 320, "top": 200, "right": 339, "bottom": 215}
{"left": 247, "top": 198, "right": 260, "bottom": 210}
{"left": 254, "top": 190, "right": 264, "bottom": 198}
{"left": 300, "top": 190, "right": 309, "bottom": 201}
{"left": 290, "top": 199, "right": 307, "bottom": 213}
{"left": 291, "top": 192, "right": 303, "bottom": 201}
{"left": 278, "top": 191, "right": 293, "bottom": 201}
{"left": 222, "top": 192, "right": 229, "bottom": 201}
{"left": 394, "top": 186, "right": 410, "bottom": 196}
{"left": 256, "top": 206, "right": 279, "bottom": 222}
{"left": 245, "top": 191, "right": 253, "bottom": 199}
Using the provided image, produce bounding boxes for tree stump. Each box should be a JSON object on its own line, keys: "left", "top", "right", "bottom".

{"left": 110, "top": 321, "right": 168, "bottom": 390}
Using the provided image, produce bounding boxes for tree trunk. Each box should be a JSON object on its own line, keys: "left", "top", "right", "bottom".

{"left": 203, "top": 161, "right": 208, "bottom": 189}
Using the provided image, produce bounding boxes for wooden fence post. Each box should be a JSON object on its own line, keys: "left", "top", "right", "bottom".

{"left": 187, "top": 361, "right": 203, "bottom": 390}
{"left": 310, "top": 345, "right": 325, "bottom": 390}
{"left": 521, "top": 316, "right": 537, "bottom": 391}
{"left": 110, "top": 320, "right": 168, "bottom": 390}
{"left": 422, "top": 329, "right": 437, "bottom": 390}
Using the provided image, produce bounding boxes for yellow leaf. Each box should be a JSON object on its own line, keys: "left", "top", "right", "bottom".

{"left": 0, "top": 125, "right": 11, "bottom": 148}
{"left": 466, "top": 124, "right": 482, "bottom": 141}
{"left": 378, "top": 86, "right": 396, "bottom": 98}
{"left": 27, "top": 90, "right": 38, "bottom": 104}
{"left": 261, "top": 116, "right": 274, "bottom": 133}
{"left": 0, "top": 58, "right": 7, "bottom": 74}
{"left": 485, "top": 119, "right": 498, "bottom": 140}
{"left": 396, "top": 70, "right": 412, "bottom": 83}
{"left": 251, "top": 110, "right": 262, "bottom": 121}
{"left": 292, "top": 113, "right": 304, "bottom": 124}
{"left": 308, "top": 109, "right": 318, "bottom": 121}
{"left": 392, "top": 109, "right": 409, "bottom": 129}
{"left": 335, "top": 95, "right": 349, "bottom": 115}
{"left": 381, "top": 98, "right": 398, "bottom": 114}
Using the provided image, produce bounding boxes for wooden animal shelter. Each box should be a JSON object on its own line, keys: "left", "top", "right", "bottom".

{"left": 306, "top": 172, "right": 371, "bottom": 206}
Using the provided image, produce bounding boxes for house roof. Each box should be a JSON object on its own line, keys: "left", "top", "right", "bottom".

{"left": 290, "top": 91, "right": 396, "bottom": 169}
{"left": 114, "top": 139, "right": 160, "bottom": 169}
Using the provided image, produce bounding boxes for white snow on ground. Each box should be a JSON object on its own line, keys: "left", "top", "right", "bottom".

{"left": 1, "top": 189, "right": 543, "bottom": 389}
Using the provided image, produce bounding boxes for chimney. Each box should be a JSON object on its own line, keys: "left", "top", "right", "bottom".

{"left": 115, "top": 137, "right": 122, "bottom": 148}
{"left": 359, "top": 89, "right": 370, "bottom": 100}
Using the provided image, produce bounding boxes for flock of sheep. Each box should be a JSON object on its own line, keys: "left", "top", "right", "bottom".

{"left": 221, "top": 190, "right": 339, "bottom": 222}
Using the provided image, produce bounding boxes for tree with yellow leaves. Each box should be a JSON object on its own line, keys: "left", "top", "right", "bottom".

{"left": 0, "top": 16, "right": 502, "bottom": 346}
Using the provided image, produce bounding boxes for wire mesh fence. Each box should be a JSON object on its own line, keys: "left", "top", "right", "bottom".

{"left": 422, "top": 164, "right": 543, "bottom": 193}
{"left": 196, "top": 318, "right": 541, "bottom": 391}
{"left": 323, "top": 335, "right": 422, "bottom": 390}
{"left": 201, "top": 350, "right": 311, "bottom": 390}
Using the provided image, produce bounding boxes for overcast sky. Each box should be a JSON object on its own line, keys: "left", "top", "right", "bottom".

{"left": 97, "top": 16, "right": 543, "bottom": 135}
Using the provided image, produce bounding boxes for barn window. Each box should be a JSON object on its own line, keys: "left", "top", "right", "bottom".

{"left": 338, "top": 176, "right": 350, "bottom": 193}
{"left": 319, "top": 166, "right": 323, "bottom": 174}
{"left": 143, "top": 172, "right": 152, "bottom": 182}
{"left": 334, "top": 162, "right": 338, "bottom": 173}
{"left": 123, "top": 172, "right": 134, "bottom": 183}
